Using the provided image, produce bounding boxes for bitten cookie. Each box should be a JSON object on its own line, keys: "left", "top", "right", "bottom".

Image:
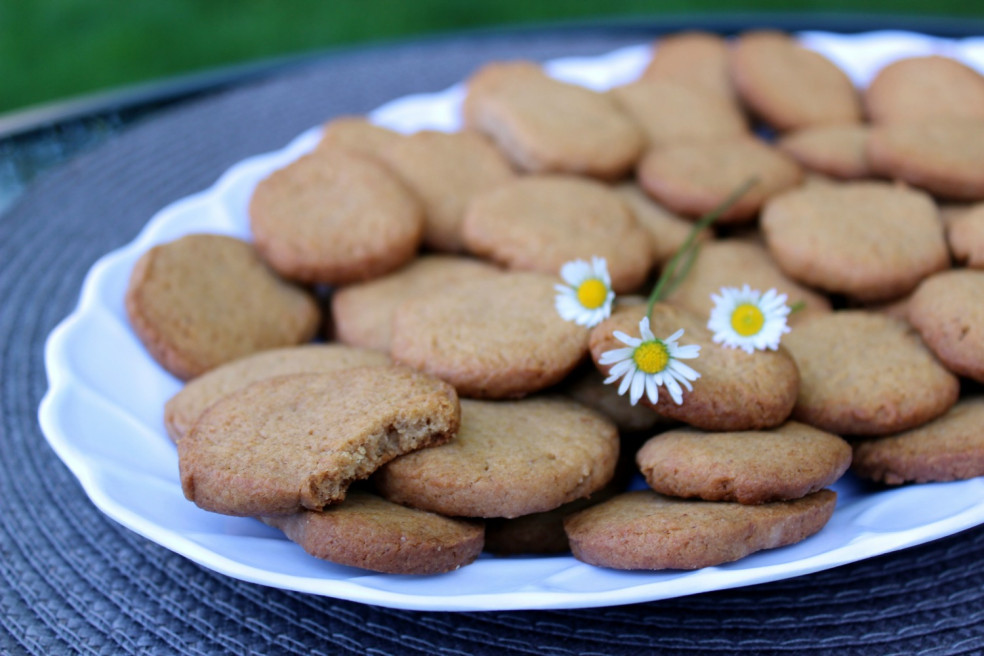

{"left": 178, "top": 367, "right": 460, "bottom": 516}
{"left": 263, "top": 490, "right": 484, "bottom": 575}
{"left": 729, "top": 31, "right": 862, "bottom": 131}
{"left": 331, "top": 255, "right": 502, "bottom": 352}
{"left": 636, "top": 422, "right": 851, "bottom": 504}
{"left": 642, "top": 31, "right": 737, "bottom": 104}
{"left": 637, "top": 137, "right": 803, "bottom": 223}
{"left": 613, "top": 182, "right": 712, "bottom": 266}
{"left": 462, "top": 176, "right": 652, "bottom": 293}
{"left": 761, "top": 181, "right": 949, "bottom": 302}
{"left": 462, "top": 61, "right": 644, "bottom": 179}
{"left": 782, "top": 312, "right": 959, "bottom": 436}
{"left": 864, "top": 55, "right": 984, "bottom": 124}
{"left": 778, "top": 124, "right": 872, "bottom": 180}
{"left": 564, "top": 489, "right": 837, "bottom": 570}
{"left": 908, "top": 269, "right": 984, "bottom": 382}
{"left": 851, "top": 397, "right": 984, "bottom": 485}
{"left": 375, "top": 397, "right": 619, "bottom": 518}
{"left": 125, "top": 234, "right": 320, "bottom": 381}
{"left": 391, "top": 272, "right": 589, "bottom": 398}
{"left": 249, "top": 148, "right": 423, "bottom": 284}
{"left": 315, "top": 116, "right": 405, "bottom": 158}
{"left": 164, "top": 344, "right": 391, "bottom": 443}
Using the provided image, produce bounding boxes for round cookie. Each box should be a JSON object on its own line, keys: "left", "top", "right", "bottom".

{"left": 947, "top": 203, "right": 984, "bottom": 268}
{"left": 263, "top": 490, "right": 484, "bottom": 574}
{"left": 462, "top": 60, "right": 644, "bottom": 179}
{"left": 782, "top": 311, "right": 960, "bottom": 436}
{"left": 613, "top": 182, "right": 712, "bottom": 266}
{"left": 761, "top": 181, "right": 949, "bottom": 302}
{"left": 375, "top": 397, "right": 619, "bottom": 519}
{"left": 564, "top": 489, "right": 837, "bottom": 570}
{"left": 376, "top": 130, "right": 517, "bottom": 252}
{"left": 729, "top": 31, "right": 862, "bottom": 131}
{"left": 331, "top": 255, "right": 502, "bottom": 352}
{"left": 642, "top": 31, "right": 737, "bottom": 104}
{"left": 851, "top": 397, "right": 984, "bottom": 485}
{"left": 908, "top": 269, "right": 984, "bottom": 382}
{"left": 865, "top": 55, "right": 984, "bottom": 124}
{"left": 178, "top": 367, "right": 460, "bottom": 516}
{"left": 249, "top": 148, "right": 423, "bottom": 285}
{"left": 125, "top": 234, "right": 320, "bottom": 381}
{"left": 390, "top": 271, "right": 589, "bottom": 399}
{"left": 637, "top": 137, "right": 803, "bottom": 223}
{"left": 462, "top": 176, "right": 652, "bottom": 293}
{"left": 636, "top": 422, "right": 852, "bottom": 505}
{"left": 589, "top": 303, "right": 800, "bottom": 431}
{"left": 315, "top": 116, "right": 405, "bottom": 159}
{"left": 163, "top": 344, "right": 391, "bottom": 443}
{"left": 777, "top": 124, "right": 872, "bottom": 180}
{"left": 866, "top": 118, "right": 984, "bottom": 201}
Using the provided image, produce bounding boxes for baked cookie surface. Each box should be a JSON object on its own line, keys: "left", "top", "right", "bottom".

{"left": 613, "top": 182, "right": 711, "bottom": 266}
{"left": 778, "top": 124, "right": 872, "bottom": 179}
{"left": 909, "top": 269, "right": 984, "bottom": 382}
{"left": 947, "top": 203, "right": 984, "bottom": 268}
{"left": 315, "top": 116, "right": 405, "bottom": 159}
{"left": 642, "top": 31, "right": 736, "bottom": 104}
{"left": 865, "top": 55, "right": 984, "bottom": 124}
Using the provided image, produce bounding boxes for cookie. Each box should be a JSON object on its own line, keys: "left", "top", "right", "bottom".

{"left": 462, "top": 176, "right": 652, "bottom": 293}
{"left": 609, "top": 78, "right": 747, "bottom": 148}
{"left": 249, "top": 148, "right": 423, "bottom": 285}
{"left": 613, "top": 182, "right": 712, "bottom": 266}
{"left": 375, "top": 397, "right": 619, "bottom": 518}
{"left": 331, "top": 255, "right": 502, "bottom": 352}
{"left": 589, "top": 303, "right": 799, "bottom": 431}
{"left": 164, "top": 344, "right": 391, "bottom": 443}
{"left": 866, "top": 118, "right": 984, "bottom": 201}
{"left": 178, "top": 367, "right": 460, "bottom": 516}
{"left": 636, "top": 422, "right": 852, "bottom": 504}
{"left": 637, "top": 137, "right": 803, "bottom": 223}
{"left": 908, "top": 269, "right": 984, "bottom": 382}
{"left": 946, "top": 203, "right": 984, "bottom": 268}
{"left": 761, "top": 181, "right": 949, "bottom": 302}
{"left": 391, "top": 272, "right": 589, "bottom": 398}
{"left": 851, "top": 397, "right": 984, "bottom": 485}
{"left": 315, "top": 116, "right": 405, "bottom": 159}
{"left": 782, "top": 311, "right": 960, "bottom": 436}
{"left": 642, "top": 31, "right": 737, "bottom": 104}
{"left": 262, "top": 490, "right": 483, "bottom": 574}
{"left": 777, "top": 124, "right": 872, "bottom": 179}
{"left": 462, "top": 61, "right": 644, "bottom": 179}
{"left": 376, "top": 130, "right": 516, "bottom": 252}
{"left": 125, "top": 234, "right": 320, "bottom": 381}
{"left": 729, "top": 31, "right": 862, "bottom": 131}
{"left": 564, "top": 489, "right": 837, "bottom": 570}
{"left": 864, "top": 55, "right": 984, "bottom": 124}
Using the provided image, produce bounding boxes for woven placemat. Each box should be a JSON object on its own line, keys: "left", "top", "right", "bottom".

{"left": 3, "top": 22, "right": 984, "bottom": 655}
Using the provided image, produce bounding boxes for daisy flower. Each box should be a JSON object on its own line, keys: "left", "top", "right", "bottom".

{"left": 598, "top": 316, "right": 700, "bottom": 406}
{"left": 708, "top": 285, "right": 791, "bottom": 353}
{"left": 554, "top": 256, "right": 615, "bottom": 327}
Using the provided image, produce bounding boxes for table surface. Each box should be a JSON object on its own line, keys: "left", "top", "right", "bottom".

{"left": 3, "top": 18, "right": 984, "bottom": 655}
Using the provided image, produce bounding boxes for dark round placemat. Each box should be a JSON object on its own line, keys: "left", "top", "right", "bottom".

{"left": 4, "top": 20, "right": 984, "bottom": 656}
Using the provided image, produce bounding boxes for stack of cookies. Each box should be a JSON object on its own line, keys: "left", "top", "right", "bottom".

{"left": 124, "top": 30, "right": 984, "bottom": 575}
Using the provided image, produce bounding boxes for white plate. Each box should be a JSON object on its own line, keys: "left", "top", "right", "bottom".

{"left": 40, "top": 31, "right": 984, "bottom": 612}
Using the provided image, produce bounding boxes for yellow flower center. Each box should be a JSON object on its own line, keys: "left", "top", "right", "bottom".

{"left": 576, "top": 278, "right": 608, "bottom": 309}
{"left": 731, "top": 303, "right": 765, "bottom": 337}
{"left": 633, "top": 341, "right": 669, "bottom": 374}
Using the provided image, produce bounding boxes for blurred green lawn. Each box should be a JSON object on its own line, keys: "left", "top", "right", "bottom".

{"left": 2, "top": 0, "right": 983, "bottom": 114}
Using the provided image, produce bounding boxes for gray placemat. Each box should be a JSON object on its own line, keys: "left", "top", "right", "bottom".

{"left": 3, "top": 23, "right": 984, "bottom": 655}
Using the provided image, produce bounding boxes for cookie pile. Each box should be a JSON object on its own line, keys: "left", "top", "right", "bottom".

{"left": 125, "top": 30, "right": 984, "bottom": 575}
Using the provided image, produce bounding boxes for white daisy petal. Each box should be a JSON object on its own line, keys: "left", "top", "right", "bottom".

{"left": 664, "top": 375, "right": 684, "bottom": 405}
{"left": 606, "top": 358, "right": 636, "bottom": 380}
{"left": 645, "top": 373, "right": 659, "bottom": 405}
{"left": 638, "top": 316, "right": 656, "bottom": 342}
{"left": 612, "top": 331, "right": 641, "bottom": 348}
{"left": 618, "top": 368, "right": 635, "bottom": 396}
{"left": 598, "top": 347, "right": 635, "bottom": 364}
{"left": 671, "top": 344, "right": 701, "bottom": 360}
{"left": 669, "top": 359, "right": 700, "bottom": 383}
{"left": 629, "top": 370, "right": 646, "bottom": 405}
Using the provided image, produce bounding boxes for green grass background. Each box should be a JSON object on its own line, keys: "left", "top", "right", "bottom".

{"left": 2, "top": 0, "right": 983, "bottom": 114}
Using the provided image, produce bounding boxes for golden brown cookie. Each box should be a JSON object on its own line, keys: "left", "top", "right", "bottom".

{"left": 249, "top": 148, "right": 423, "bottom": 285}
{"left": 642, "top": 31, "right": 737, "bottom": 104}
{"left": 729, "top": 31, "right": 862, "bottom": 131}
{"left": 391, "top": 272, "right": 589, "bottom": 398}
{"left": 761, "top": 181, "right": 949, "bottom": 302}
{"left": 564, "top": 489, "right": 837, "bottom": 570}
{"left": 613, "top": 182, "right": 712, "bottom": 266}
{"left": 947, "top": 203, "right": 984, "bottom": 268}
{"left": 263, "top": 490, "right": 484, "bottom": 574}
{"left": 637, "top": 137, "right": 803, "bottom": 224}
{"left": 376, "top": 130, "right": 516, "bottom": 252}
{"left": 163, "top": 344, "right": 391, "bottom": 443}
{"left": 462, "top": 176, "right": 652, "bottom": 293}
{"left": 376, "top": 397, "right": 619, "bottom": 519}
{"left": 908, "top": 269, "right": 984, "bottom": 382}
{"left": 589, "top": 303, "right": 799, "bottom": 431}
{"left": 315, "top": 116, "right": 405, "bottom": 158}
{"left": 851, "top": 397, "right": 984, "bottom": 485}
{"left": 864, "top": 55, "right": 984, "bottom": 124}
{"left": 777, "top": 124, "right": 872, "bottom": 179}
{"left": 125, "top": 234, "right": 320, "bottom": 381}
{"left": 178, "top": 367, "right": 460, "bottom": 516}
{"left": 331, "top": 255, "right": 502, "bottom": 352}
{"left": 782, "top": 311, "right": 960, "bottom": 436}
{"left": 462, "top": 61, "right": 644, "bottom": 179}
{"left": 636, "top": 422, "right": 851, "bottom": 504}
